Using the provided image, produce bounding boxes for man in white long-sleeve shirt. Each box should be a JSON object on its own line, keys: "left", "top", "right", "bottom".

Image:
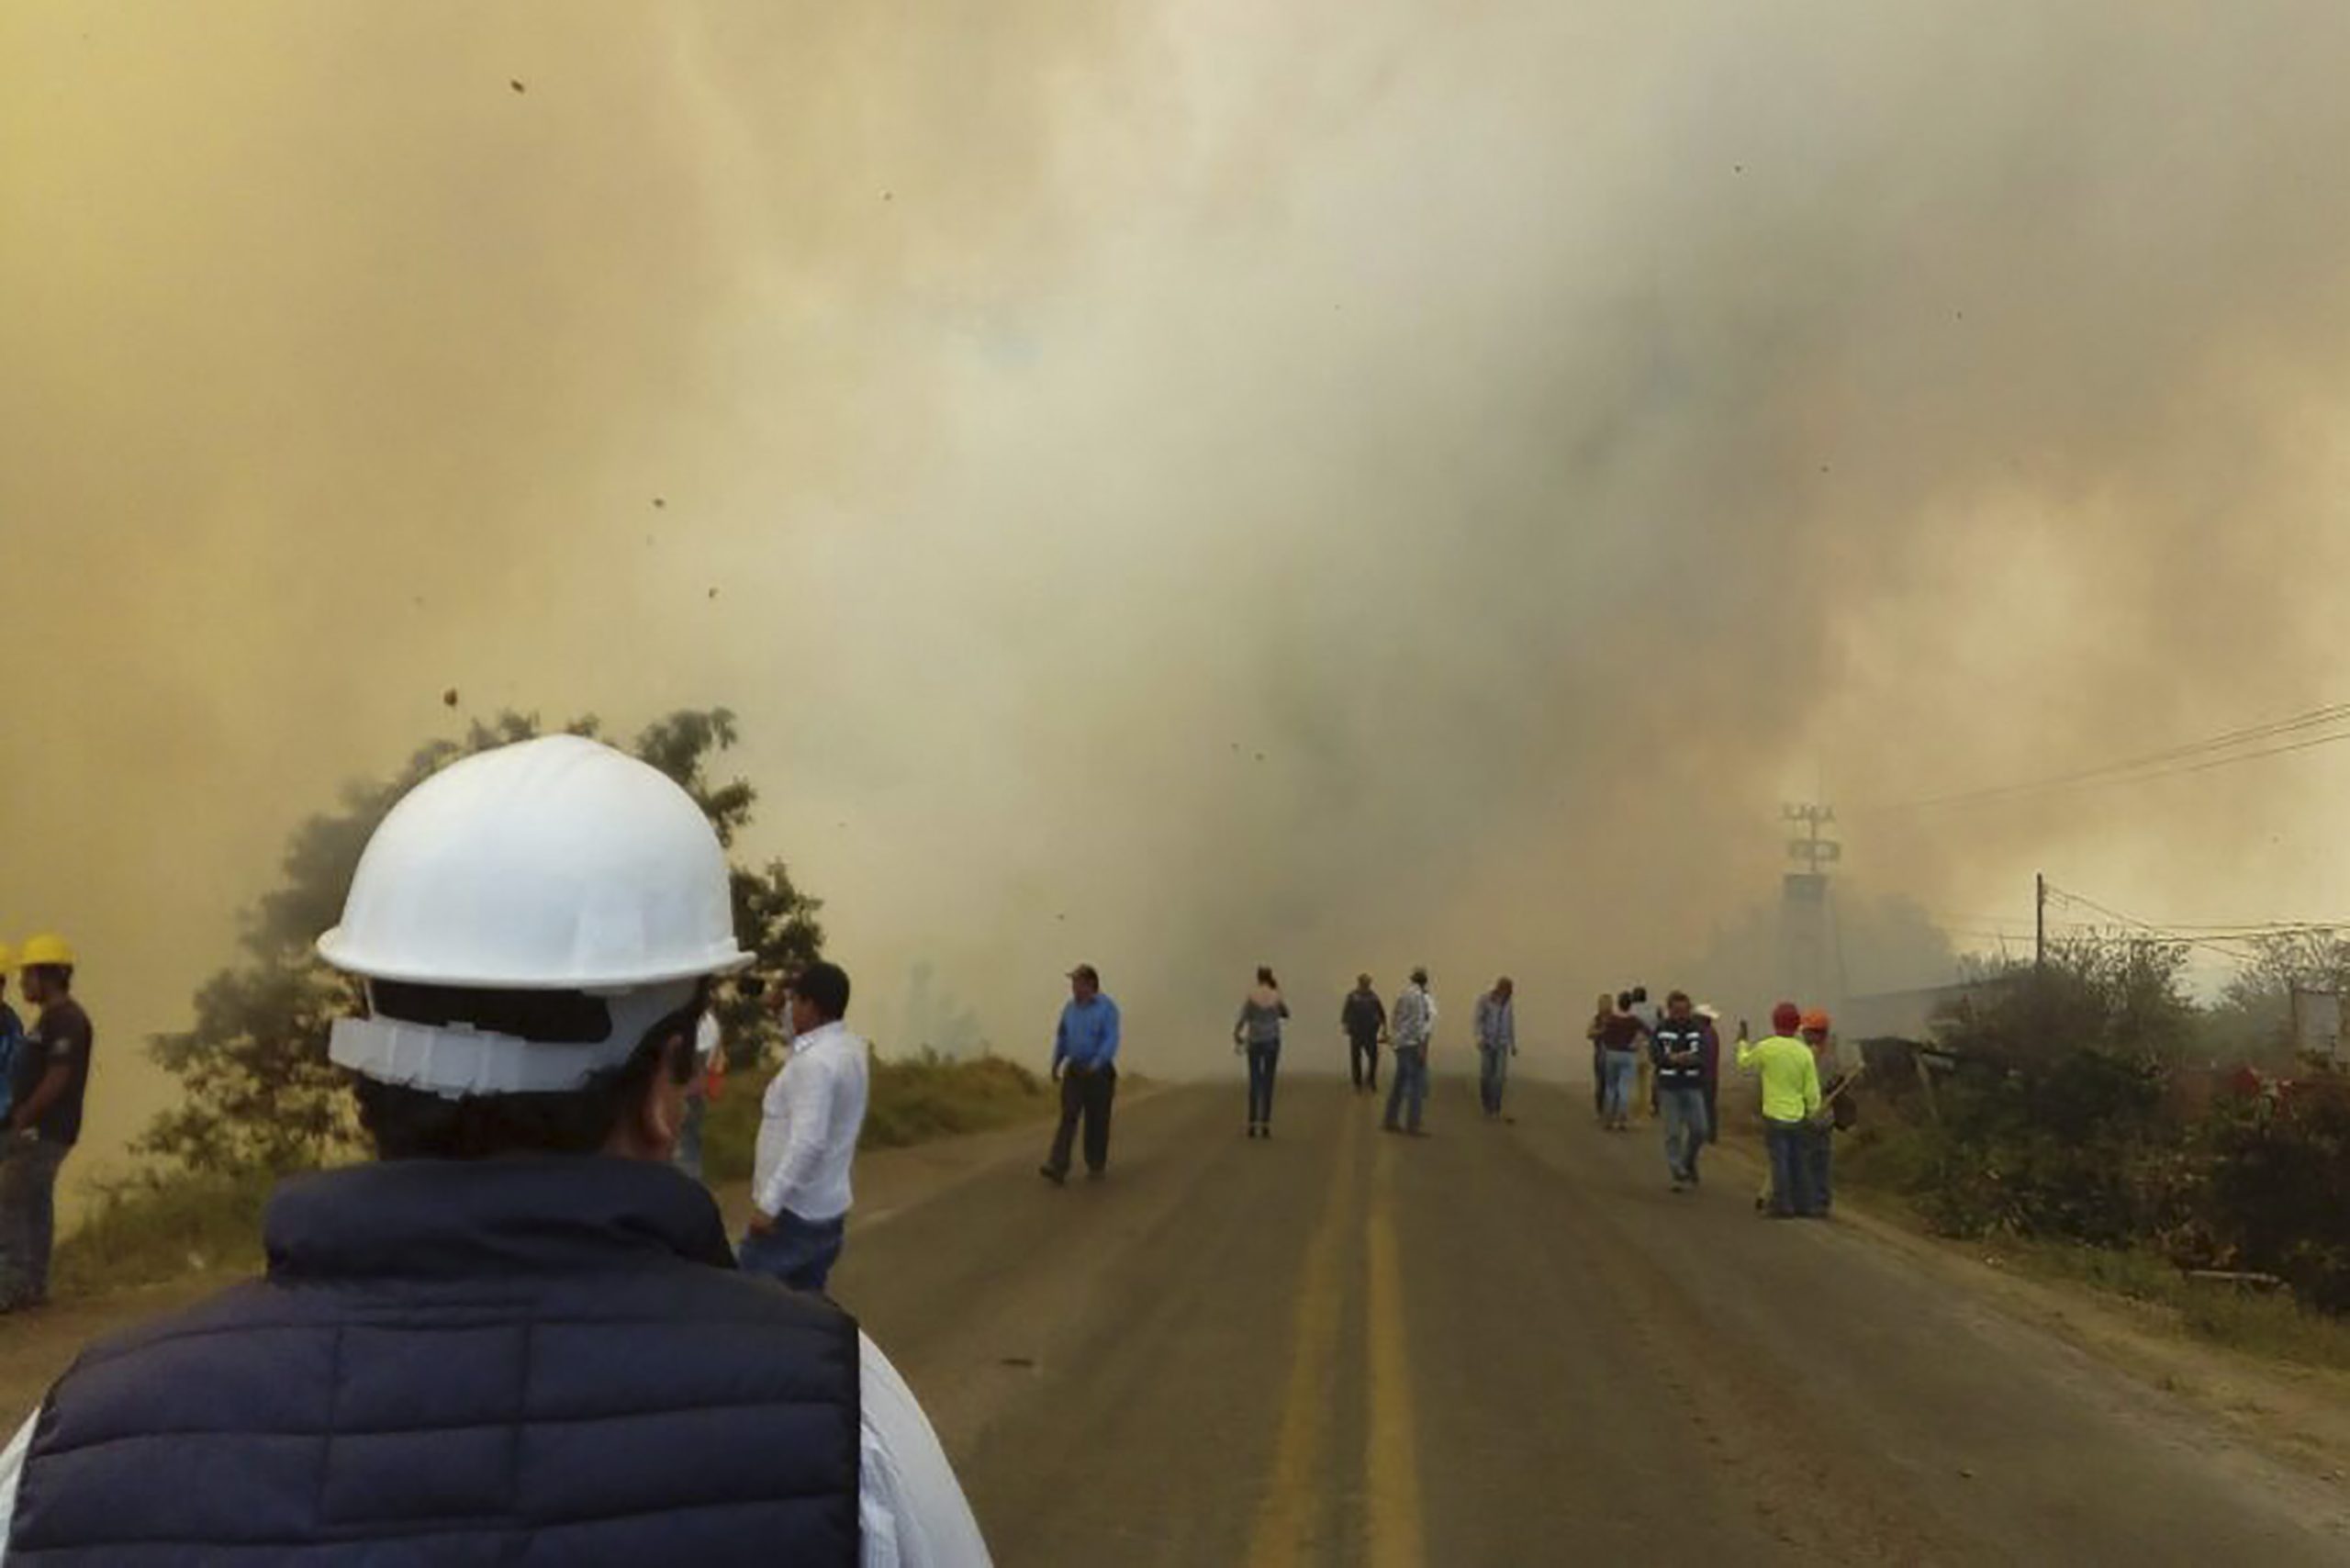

{"left": 742, "top": 959, "right": 870, "bottom": 1294}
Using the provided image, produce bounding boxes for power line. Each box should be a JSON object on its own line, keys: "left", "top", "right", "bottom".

{"left": 1858, "top": 699, "right": 2350, "bottom": 815}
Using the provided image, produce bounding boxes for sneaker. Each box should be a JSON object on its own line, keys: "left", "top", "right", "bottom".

{"left": 1039, "top": 1165, "right": 1068, "bottom": 1186}
{"left": 1671, "top": 1180, "right": 1687, "bottom": 1193}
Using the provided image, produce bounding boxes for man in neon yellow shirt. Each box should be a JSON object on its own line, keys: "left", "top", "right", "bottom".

{"left": 1736, "top": 1002, "right": 1823, "bottom": 1218}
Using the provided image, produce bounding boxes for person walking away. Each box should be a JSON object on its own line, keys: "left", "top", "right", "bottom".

{"left": 1651, "top": 992, "right": 1710, "bottom": 1190}
{"left": 1341, "top": 974, "right": 1387, "bottom": 1093}
{"left": 1235, "top": 967, "right": 1290, "bottom": 1138}
{"left": 0, "top": 734, "right": 989, "bottom": 1562}
{"left": 1629, "top": 985, "right": 1662, "bottom": 1121}
{"left": 1474, "top": 978, "right": 1516, "bottom": 1119}
{"left": 672, "top": 1004, "right": 722, "bottom": 1181}
{"left": 742, "top": 962, "right": 869, "bottom": 1294}
{"left": 1798, "top": 1009, "right": 1847, "bottom": 1216}
{"left": 1737, "top": 1002, "right": 1823, "bottom": 1218}
{"left": 1595, "top": 994, "right": 1649, "bottom": 1131}
{"left": 1041, "top": 964, "right": 1120, "bottom": 1184}
{"left": 2, "top": 935, "right": 92, "bottom": 1314}
{"left": 1695, "top": 1002, "right": 1724, "bottom": 1145}
{"left": 1383, "top": 968, "right": 1437, "bottom": 1135}
{"left": 1585, "top": 992, "right": 1616, "bottom": 1123}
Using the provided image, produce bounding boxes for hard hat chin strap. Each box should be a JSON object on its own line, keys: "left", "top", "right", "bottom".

{"left": 331, "top": 980, "right": 701, "bottom": 1100}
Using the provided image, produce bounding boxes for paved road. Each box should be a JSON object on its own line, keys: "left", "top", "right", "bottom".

{"left": 834, "top": 1075, "right": 2348, "bottom": 1565}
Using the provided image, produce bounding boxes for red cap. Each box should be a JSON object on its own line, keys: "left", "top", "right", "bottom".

{"left": 1771, "top": 1002, "right": 1803, "bottom": 1034}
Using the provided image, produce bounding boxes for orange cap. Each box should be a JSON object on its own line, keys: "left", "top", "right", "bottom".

{"left": 1799, "top": 1008, "right": 1831, "bottom": 1033}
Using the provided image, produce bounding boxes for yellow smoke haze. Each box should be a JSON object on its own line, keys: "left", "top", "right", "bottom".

{"left": 8, "top": 2, "right": 2350, "bottom": 1194}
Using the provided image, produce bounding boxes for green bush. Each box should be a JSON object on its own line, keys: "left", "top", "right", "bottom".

{"left": 54, "top": 1167, "right": 273, "bottom": 1296}
{"left": 2195, "top": 1081, "right": 2350, "bottom": 1312}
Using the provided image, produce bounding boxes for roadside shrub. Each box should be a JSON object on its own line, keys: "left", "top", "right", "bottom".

{"left": 2195, "top": 1081, "right": 2350, "bottom": 1312}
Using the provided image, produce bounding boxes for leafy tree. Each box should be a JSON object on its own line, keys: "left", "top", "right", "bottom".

{"left": 141, "top": 708, "right": 822, "bottom": 1172}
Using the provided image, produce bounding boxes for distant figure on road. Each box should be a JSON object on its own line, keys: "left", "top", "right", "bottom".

{"left": 1235, "top": 966, "right": 1291, "bottom": 1139}
{"left": 1799, "top": 1008, "right": 1848, "bottom": 1216}
{"left": 1629, "top": 985, "right": 1662, "bottom": 1121}
{"left": 0, "top": 946, "right": 23, "bottom": 1125}
{"left": 672, "top": 1005, "right": 722, "bottom": 1182}
{"left": 1383, "top": 968, "right": 1437, "bottom": 1136}
{"left": 1695, "top": 1002, "right": 1725, "bottom": 1144}
{"left": 1341, "top": 973, "right": 1387, "bottom": 1093}
{"left": 2, "top": 934, "right": 92, "bottom": 1315}
{"left": 1738, "top": 1002, "right": 1824, "bottom": 1218}
{"left": 1474, "top": 978, "right": 1516, "bottom": 1119}
{"left": 1041, "top": 963, "right": 1121, "bottom": 1184}
{"left": 1651, "top": 991, "right": 1710, "bottom": 1191}
{"left": 741, "top": 960, "right": 870, "bottom": 1294}
{"left": 1594, "top": 992, "right": 1650, "bottom": 1131}
{"left": 0, "top": 736, "right": 988, "bottom": 1562}
{"left": 1585, "top": 991, "right": 1616, "bottom": 1122}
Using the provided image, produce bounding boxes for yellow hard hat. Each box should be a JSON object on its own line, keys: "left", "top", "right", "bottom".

{"left": 17, "top": 934, "right": 75, "bottom": 969}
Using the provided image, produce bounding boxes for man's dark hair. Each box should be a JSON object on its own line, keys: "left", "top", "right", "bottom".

{"left": 1667, "top": 989, "right": 1691, "bottom": 1005}
{"left": 1257, "top": 966, "right": 1277, "bottom": 987}
{"left": 791, "top": 960, "right": 852, "bottom": 1022}
{"left": 1617, "top": 990, "right": 1634, "bottom": 1009}
{"left": 1631, "top": 985, "right": 1648, "bottom": 1002}
{"left": 353, "top": 982, "right": 707, "bottom": 1160}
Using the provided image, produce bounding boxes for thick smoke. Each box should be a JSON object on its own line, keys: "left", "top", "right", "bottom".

{"left": 12, "top": 3, "right": 2350, "bottom": 1177}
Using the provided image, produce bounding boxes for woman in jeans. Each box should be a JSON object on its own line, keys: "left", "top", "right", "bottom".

{"left": 1235, "top": 967, "right": 1290, "bottom": 1139}
{"left": 1593, "top": 992, "right": 1649, "bottom": 1131}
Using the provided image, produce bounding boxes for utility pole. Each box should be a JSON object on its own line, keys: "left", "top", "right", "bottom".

{"left": 2034, "top": 871, "right": 2046, "bottom": 975}
{"left": 1780, "top": 803, "right": 1841, "bottom": 1007}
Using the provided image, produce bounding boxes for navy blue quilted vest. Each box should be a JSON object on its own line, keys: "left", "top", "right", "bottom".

{"left": 7, "top": 1157, "right": 861, "bottom": 1565}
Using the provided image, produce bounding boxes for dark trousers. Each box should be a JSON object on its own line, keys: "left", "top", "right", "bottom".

{"left": 1246, "top": 1044, "right": 1281, "bottom": 1126}
{"left": 737, "top": 1208, "right": 846, "bottom": 1294}
{"left": 0, "top": 1138, "right": 70, "bottom": 1308}
{"left": 1348, "top": 1036, "right": 1381, "bottom": 1091}
{"left": 1803, "top": 1121, "right": 1834, "bottom": 1214}
{"left": 1046, "top": 1064, "right": 1116, "bottom": 1175}
{"left": 1763, "top": 1117, "right": 1817, "bottom": 1216}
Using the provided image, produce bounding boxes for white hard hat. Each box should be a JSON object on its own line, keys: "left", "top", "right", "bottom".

{"left": 317, "top": 734, "right": 755, "bottom": 1097}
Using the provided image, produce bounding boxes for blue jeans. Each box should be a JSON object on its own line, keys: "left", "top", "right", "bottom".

{"left": 1763, "top": 1118, "right": 1815, "bottom": 1216}
{"left": 1478, "top": 1046, "right": 1511, "bottom": 1115}
{"left": 738, "top": 1208, "right": 847, "bottom": 1294}
{"left": 1803, "top": 1121, "right": 1834, "bottom": 1215}
{"left": 1660, "top": 1085, "right": 1709, "bottom": 1182}
{"left": 671, "top": 1090, "right": 708, "bottom": 1182}
{"left": 1601, "top": 1049, "right": 1639, "bottom": 1123}
{"left": 1383, "top": 1046, "right": 1428, "bottom": 1131}
{"left": 0, "top": 1137, "right": 69, "bottom": 1308}
{"left": 1246, "top": 1043, "right": 1281, "bottom": 1126}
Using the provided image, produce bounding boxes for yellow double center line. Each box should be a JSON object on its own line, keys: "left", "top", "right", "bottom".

{"left": 1244, "top": 1112, "right": 1425, "bottom": 1566}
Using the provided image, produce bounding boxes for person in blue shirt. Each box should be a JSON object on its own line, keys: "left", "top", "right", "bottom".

{"left": 0, "top": 946, "right": 21, "bottom": 1123}
{"left": 1040, "top": 963, "right": 1121, "bottom": 1184}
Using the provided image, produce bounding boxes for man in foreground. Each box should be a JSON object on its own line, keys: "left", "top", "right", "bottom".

{"left": 1040, "top": 963, "right": 1120, "bottom": 1184}
{"left": 1341, "top": 973, "right": 1387, "bottom": 1093}
{"left": 1651, "top": 991, "right": 1710, "bottom": 1191}
{"left": 0, "top": 735, "right": 988, "bottom": 1564}
{"left": 1, "top": 934, "right": 93, "bottom": 1314}
{"left": 1737, "top": 1002, "right": 1824, "bottom": 1218}
{"left": 743, "top": 960, "right": 870, "bottom": 1294}
{"left": 1383, "top": 967, "right": 1437, "bottom": 1136}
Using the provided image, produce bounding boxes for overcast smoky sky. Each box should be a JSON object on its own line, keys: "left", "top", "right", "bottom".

{"left": 12, "top": 2, "right": 2350, "bottom": 1181}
